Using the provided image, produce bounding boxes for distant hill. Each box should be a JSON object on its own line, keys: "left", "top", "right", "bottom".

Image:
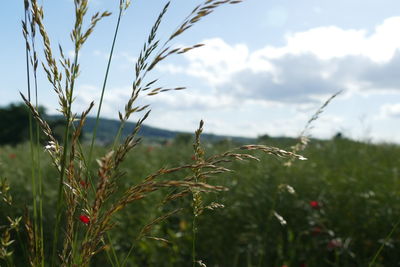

{"left": 46, "top": 115, "right": 257, "bottom": 145}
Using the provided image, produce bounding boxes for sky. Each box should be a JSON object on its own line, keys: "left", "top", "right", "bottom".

{"left": 2, "top": 0, "right": 400, "bottom": 143}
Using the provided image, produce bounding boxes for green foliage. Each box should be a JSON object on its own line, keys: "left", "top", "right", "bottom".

{"left": 0, "top": 103, "right": 79, "bottom": 146}
{"left": 1, "top": 139, "right": 400, "bottom": 266}
{"left": 0, "top": 103, "right": 32, "bottom": 145}
{"left": 174, "top": 133, "right": 193, "bottom": 145}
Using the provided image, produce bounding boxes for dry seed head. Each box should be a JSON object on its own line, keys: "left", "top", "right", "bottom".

{"left": 0, "top": 178, "right": 12, "bottom": 206}
{"left": 120, "top": 0, "right": 131, "bottom": 11}
{"left": 240, "top": 144, "right": 307, "bottom": 161}
{"left": 7, "top": 217, "right": 22, "bottom": 230}
{"left": 23, "top": 210, "right": 35, "bottom": 266}
{"left": 138, "top": 209, "right": 182, "bottom": 240}
{"left": 20, "top": 93, "right": 63, "bottom": 166}
{"left": 92, "top": 151, "right": 114, "bottom": 222}
{"left": 285, "top": 90, "right": 341, "bottom": 166}
{"left": 123, "top": 0, "right": 238, "bottom": 123}
{"left": 205, "top": 202, "right": 225, "bottom": 210}
{"left": 145, "top": 236, "right": 171, "bottom": 244}
{"left": 163, "top": 189, "right": 190, "bottom": 203}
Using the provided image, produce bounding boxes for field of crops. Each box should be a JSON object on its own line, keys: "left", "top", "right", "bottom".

{"left": 1, "top": 138, "right": 399, "bottom": 266}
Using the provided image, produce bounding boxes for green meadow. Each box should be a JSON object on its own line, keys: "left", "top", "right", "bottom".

{"left": 1, "top": 137, "right": 399, "bottom": 266}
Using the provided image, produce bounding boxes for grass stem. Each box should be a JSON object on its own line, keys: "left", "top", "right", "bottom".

{"left": 368, "top": 218, "right": 400, "bottom": 267}
{"left": 51, "top": 50, "right": 79, "bottom": 267}
{"left": 87, "top": 8, "right": 123, "bottom": 172}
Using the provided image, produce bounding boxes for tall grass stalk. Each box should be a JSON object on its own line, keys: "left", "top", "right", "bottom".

{"left": 24, "top": 11, "right": 38, "bottom": 266}
{"left": 17, "top": 0, "right": 310, "bottom": 266}
{"left": 87, "top": 2, "right": 125, "bottom": 175}
{"left": 23, "top": 0, "right": 45, "bottom": 264}
{"left": 191, "top": 120, "right": 205, "bottom": 267}
{"left": 51, "top": 50, "right": 79, "bottom": 267}
{"left": 285, "top": 90, "right": 342, "bottom": 167}
{"left": 84, "top": 3, "right": 131, "bottom": 264}
{"left": 369, "top": 218, "right": 400, "bottom": 267}
{"left": 32, "top": 19, "right": 45, "bottom": 267}
{"left": 48, "top": 0, "right": 112, "bottom": 263}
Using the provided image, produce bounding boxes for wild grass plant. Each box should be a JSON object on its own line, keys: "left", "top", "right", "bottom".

{"left": 2, "top": 0, "right": 310, "bottom": 266}
{"left": 2, "top": 0, "right": 398, "bottom": 266}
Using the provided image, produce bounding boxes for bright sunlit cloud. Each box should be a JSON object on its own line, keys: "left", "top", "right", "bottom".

{"left": 158, "top": 17, "right": 400, "bottom": 106}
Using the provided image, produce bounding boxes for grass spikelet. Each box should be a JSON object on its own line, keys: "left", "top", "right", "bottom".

{"left": 20, "top": 93, "right": 63, "bottom": 169}
{"left": 240, "top": 144, "right": 307, "bottom": 160}
{"left": 137, "top": 208, "right": 183, "bottom": 241}
{"left": 285, "top": 90, "right": 342, "bottom": 166}
{"left": 23, "top": 211, "right": 35, "bottom": 266}
{"left": 0, "top": 180, "right": 21, "bottom": 264}
{"left": 12, "top": 0, "right": 314, "bottom": 266}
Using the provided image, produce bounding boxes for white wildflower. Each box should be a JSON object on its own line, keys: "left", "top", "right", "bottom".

{"left": 197, "top": 260, "right": 207, "bottom": 267}
{"left": 286, "top": 185, "right": 295, "bottom": 194}
{"left": 273, "top": 211, "right": 287, "bottom": 226}
{"left": 278, "top": 184, "right": 296, "bottom": 194}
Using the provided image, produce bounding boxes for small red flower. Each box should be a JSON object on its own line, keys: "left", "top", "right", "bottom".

{"left": 146, "top": 146, "right": 154, "bottom": 153}
{"left": 311, "top": 226, "right": 322, "bottom": 236}
{"left": 327, "top": 238, "right": 342, "bottom": 250}
{"left": 79, "top": 180, "right": 88, "bottom": 189}
{"left": 309, "top": 201, "right": 320, "bottom": 209}
{"left": 79, "top": 215, "right": 90, "bottom": 224}
{"left": 8, "top": 153, "right": 16, "bottom": 159}
{"left": 191, "top": 155, "right": 196, "bottom": 161}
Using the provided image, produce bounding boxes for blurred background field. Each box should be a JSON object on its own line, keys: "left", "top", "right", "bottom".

{"left": 1, "top": 131, "right": 399, "bottom": 266}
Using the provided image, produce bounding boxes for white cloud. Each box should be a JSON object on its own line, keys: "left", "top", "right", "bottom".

{"left": 177, "top": 38, "right": 252, "bottom": 85}
{"left": 158, "top": 38, "right": 277, "bottom": 85}
{"left": 147, "top": 91, "right": 236, "bottom": 110}
{"left": 260, "top": 27, "right": 367, "bottom": 60}
{"left": 71, "top": 17, "right": 400, "bottom": 141}
{"left": 158, "top": 16, "right": 400, "bottom": 105}
{"left": 259, "top": 16, "right": 400, "bottom": 62}
{"left": 379, "top": 103, "right": 400, "bottom": 119}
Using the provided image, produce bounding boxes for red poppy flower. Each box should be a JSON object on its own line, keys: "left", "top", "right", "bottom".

{"left": 8, "top": 153, "right": 16, "bottom": 159}
{"left": 80, "top": 180, "right": 88, "bottom": 189}
{"left": 79, "top": 215, "right": 90, "bottom": 224}
{"left": 309, "top": 201, "right": 320, "bottom": 209}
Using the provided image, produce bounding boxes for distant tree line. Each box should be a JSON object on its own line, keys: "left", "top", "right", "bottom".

{"left": 0, "top": 103, "right": 76, "bottom": 146}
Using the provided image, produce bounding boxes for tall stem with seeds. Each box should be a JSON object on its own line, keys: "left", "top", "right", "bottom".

{"left": 87, "top": 5, "right": 123, "bottom": 177}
